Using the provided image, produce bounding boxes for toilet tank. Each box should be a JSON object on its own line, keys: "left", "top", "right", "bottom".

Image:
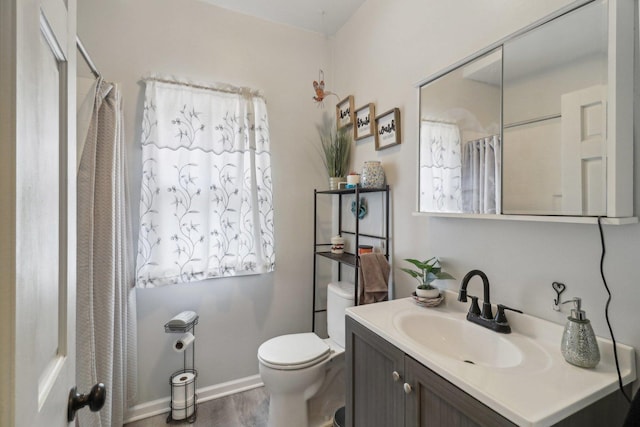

{"left": 327, "top": 281, "right": 355, "bottom": 349}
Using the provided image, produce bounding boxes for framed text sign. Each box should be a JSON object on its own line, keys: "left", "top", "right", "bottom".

{"left": 375, "top": 108, "right": 401, "bottom": 150}
{"left": 355, "top": 103, "right": 375, "bottom": 140}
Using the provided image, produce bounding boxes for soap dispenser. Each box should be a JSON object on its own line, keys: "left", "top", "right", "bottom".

{"left": 561, "top": 297, "right": 600, "bottom": 368}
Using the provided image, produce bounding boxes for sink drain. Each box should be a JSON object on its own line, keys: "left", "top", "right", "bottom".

{"left": 463, "top": 360, "right": 475, "bottom": 365}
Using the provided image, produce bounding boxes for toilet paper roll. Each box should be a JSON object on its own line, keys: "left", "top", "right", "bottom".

{"left": 173, "top": 332, "right": 195, "bottom": 353}
{"left": 171, "top": 372, "right": 196, "bottom": 406}
{"left": 171, "top": 397, "right": 195, "bottom": 420}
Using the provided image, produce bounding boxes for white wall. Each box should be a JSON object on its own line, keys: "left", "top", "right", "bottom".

{"left": 332, "top": 0, "right": 640, "bottom": 382}
{"left": 78, "top": 0, "right": 332, "bottom": 404}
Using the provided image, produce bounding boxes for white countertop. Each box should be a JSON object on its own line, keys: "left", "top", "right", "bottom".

{"left": 346, "top": 292, "right": 636, "bottom": 427}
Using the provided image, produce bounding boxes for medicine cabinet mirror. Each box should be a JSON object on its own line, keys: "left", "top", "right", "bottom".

{"left": 417, "top": 0, "right": 634, "bottom": 221}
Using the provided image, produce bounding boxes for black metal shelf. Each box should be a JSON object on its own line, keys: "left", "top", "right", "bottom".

{"left": 312, "top": 185, "right": 390, "bottom": 332}
{"left": 315, "top": 251, "right": 357, "bottom": 267}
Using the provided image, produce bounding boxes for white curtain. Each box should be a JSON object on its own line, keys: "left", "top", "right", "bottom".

{"left": 136, "top": 79, "right": 275, "bottom": 287}
{"left": 419, "top": 121, "right": 462, "bottom": 212}
{"left": 462, "top": 135, "right": 501, "bottom": 214}
{"left": 77, "top": 79, "right": 137, "bottom": 427}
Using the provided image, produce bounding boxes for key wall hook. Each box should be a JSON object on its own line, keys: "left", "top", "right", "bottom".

{"left": 552, "top": 281, "right": 566, "bottom": 311}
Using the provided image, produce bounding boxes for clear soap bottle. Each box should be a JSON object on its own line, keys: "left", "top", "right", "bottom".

{"left": 561, "top": 297, "right": 600, "bottom": 368}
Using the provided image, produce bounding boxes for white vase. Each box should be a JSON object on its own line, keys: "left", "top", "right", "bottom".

{"left": 416, "top": 287, "right": 440, "bottom": 298}
{"left": 329, "top": 177, "right": 344, "bottom": 190}
{"left": 361, "top": 161, "right": 385, "bottom": 188}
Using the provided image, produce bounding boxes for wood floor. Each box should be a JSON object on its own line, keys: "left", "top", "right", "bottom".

{"left": 125, "top": 387, "right": 269, "bottom": 427}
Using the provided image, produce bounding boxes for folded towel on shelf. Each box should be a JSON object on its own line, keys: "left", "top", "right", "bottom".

{"left": 358, "top": 253, "right": 390, "bottom": 304}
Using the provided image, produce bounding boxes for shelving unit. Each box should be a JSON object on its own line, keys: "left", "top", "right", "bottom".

{"left": 312, "top": 185, "right": 390, "bottom": 332}
{"left": 164, "top": 316, "right": 199, "bottom": 424}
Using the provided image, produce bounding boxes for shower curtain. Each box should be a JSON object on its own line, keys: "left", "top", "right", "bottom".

{"left": 77, "top": 78, "right": 137, "bottom": 427}
{"left": 462, "top": 135, "right": 501, "bottom": 214}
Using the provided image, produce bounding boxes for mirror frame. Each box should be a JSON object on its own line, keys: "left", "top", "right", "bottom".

{"left": 415, "top": 0, "right": 635, "bottom": 224}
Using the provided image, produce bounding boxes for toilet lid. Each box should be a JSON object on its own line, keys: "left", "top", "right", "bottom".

{"left": 258, "top": 333, "right": 330, "bottom": 370}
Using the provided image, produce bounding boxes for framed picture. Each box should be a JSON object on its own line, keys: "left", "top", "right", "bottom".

{"left": 336, "top": 95, "right": 354, "bottom": 129}
{"left": 375, "top": 108, "right": 401, "bottom": 151}
{"left": 354, "top": 103, "right": 375, "bottom": 140}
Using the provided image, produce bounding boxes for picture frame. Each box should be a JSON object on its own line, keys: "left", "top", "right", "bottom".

{"left": 375, "top": 108, "right": 401, "bottom": 151}
{"left": 336, "top": 95, "right": 354, "bottom": 129}
{"left": 354, "top": 103, "right": 375, "bottom": 141}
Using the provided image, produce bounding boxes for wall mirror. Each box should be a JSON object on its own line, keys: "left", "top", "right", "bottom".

{"left": 419, "top": 48, "right": 502, "bottom": 214}
{"left": 417, "top": 0, "right": 634, "bottom": 221}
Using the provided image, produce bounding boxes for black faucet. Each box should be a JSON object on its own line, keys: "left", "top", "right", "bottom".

{"left": 457, "top": 269, "right": 522, "bottom": 334}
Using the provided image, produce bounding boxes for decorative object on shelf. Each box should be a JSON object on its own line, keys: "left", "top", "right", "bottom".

{"left": 361, "top": 160, "right": 386, "bottom": 188}
{"left": 375, "top": 108, "right": 401, "bottom": 151}
{"left": 336, "top": 95, "right": 355, "bottom": 129}
{"left": 316, "top": 112, "right": 352, "bottom": 190}
{"left": 412, "top": 291, "right": 445, "bottom": 307}
{"left": 346, "top": 172, "right": 360, "bottom": 188}
{"left": 351, "top": 197, "right": 367, "bottom": 219}
{"left": 400, "top": 257, "right": 455, "bottom": 299}
{"left": 331, "top": 236, "right": 345, "bottom": 254}
{"left": 358, "top": 245, "right": 373, "bottom": 255}
{"left": 355, "top": 103, "right": 376, "bottom": 140}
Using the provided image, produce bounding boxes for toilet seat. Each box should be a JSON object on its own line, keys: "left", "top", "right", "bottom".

{"left": 258, "top": 333, "right": 331, "bottom": 370}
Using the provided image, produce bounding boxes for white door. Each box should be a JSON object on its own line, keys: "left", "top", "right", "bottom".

{"left": 0, "top": 0, "right": 78, "bottom": 425}
{"left": 561, "top": 85, "right": 607, "bottom": 216}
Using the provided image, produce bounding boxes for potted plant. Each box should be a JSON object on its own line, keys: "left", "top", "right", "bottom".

{"left": 316, "top": 113, "right": 351, "bottom": 190}
{"left": 400, "top": 257, "right": 455, "bottom": 298}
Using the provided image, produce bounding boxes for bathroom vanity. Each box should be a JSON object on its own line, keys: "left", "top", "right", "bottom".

{"left": 345, "top": 294, "right": 635, "bottom": 427}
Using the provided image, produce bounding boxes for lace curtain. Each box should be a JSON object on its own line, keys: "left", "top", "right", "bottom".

{"left": 419, "top": 121, "right": 462, "bottom": 212}
{"left": 136, "top": 79, "right": 274, "bottom": 287}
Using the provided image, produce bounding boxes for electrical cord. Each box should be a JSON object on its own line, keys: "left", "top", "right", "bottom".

{"left": 597, "top": 216, "right": 631, "bottom": 404}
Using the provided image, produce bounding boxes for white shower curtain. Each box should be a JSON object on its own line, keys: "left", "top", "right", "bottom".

{"left": 77, "top": 79, "right": 137, "bottom": 427}
{"left": 462, "top": 135, "right": 501, "bottom": 214}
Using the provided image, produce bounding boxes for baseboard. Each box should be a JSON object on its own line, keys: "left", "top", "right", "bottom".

{"left": 124, "top": 374, "right": 264, "bottom": 423}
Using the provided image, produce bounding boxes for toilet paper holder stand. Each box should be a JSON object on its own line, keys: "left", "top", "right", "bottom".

{"left": 165, "top": 314, "right": 199, "bottom": 424}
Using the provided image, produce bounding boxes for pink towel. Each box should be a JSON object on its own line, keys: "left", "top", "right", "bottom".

{"left": 358, "top": 253, "right": 390, "bottom": 304}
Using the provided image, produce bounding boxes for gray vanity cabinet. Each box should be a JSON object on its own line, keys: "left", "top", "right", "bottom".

{"left": 345, "top": 316, "right": 405, "bottom": 427}
{"left": 346, "top": 316, "right": 630, "bottom": 427}
{"left": 345, "top": 317, "right": 514, "bottom": 427}
{"left": 404, "top": 356, "right": 515, "bottom": 427}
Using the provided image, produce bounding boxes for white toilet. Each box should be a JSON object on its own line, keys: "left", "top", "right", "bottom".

{"left": 258, "top": 281, "right": 355, "bottom": 427}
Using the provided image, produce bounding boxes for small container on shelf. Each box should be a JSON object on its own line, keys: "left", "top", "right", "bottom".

{"left": 358, "top": 245, "right": 373, "bottom": 255}
{"left": 331, "top": 236, "right": 345, "bottom": 254}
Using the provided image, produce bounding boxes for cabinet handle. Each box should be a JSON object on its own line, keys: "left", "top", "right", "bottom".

{"left": 392, "top": 371, "right": 401, "bottom": 382}
{"left": 403, "top": 383, "right": 412, "bottom": 394}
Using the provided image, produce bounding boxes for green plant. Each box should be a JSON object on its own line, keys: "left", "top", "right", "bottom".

{"left": 400, "top": 257, "right": 455, "bottom": 289}
{"left": 315, "top": 113, "right": 351, "bottom": 177}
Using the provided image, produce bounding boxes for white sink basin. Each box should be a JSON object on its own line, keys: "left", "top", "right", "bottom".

{"left": 393, "top": 311, "right": 523, "bottom": 368}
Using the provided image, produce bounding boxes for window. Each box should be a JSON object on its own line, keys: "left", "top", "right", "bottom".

{"left": 136, "top": 78, "right": 274, "bottom": 287}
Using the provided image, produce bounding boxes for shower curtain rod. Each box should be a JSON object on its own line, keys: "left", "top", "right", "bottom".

{"left": 76, "top": 36, "right": 101, "bottom": 79}
{"left": 141, "top": 76, "right": 265, "bottom": 99}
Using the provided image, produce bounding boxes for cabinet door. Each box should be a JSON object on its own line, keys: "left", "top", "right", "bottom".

{"left": 346, "top": 317, "right": 405, "bottom": 427}
{"left": 405, "top": 356, "right": 516, "bottom": 427}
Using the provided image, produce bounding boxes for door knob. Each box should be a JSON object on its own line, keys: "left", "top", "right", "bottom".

{"left": 403, "top": 383, "right": 413, "bottom": 394}
{"left": 67, "top": 382, "right": 107, "bottom": 422}
{"left": 392, "top": 371, "right": 401, "bottom": 382}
